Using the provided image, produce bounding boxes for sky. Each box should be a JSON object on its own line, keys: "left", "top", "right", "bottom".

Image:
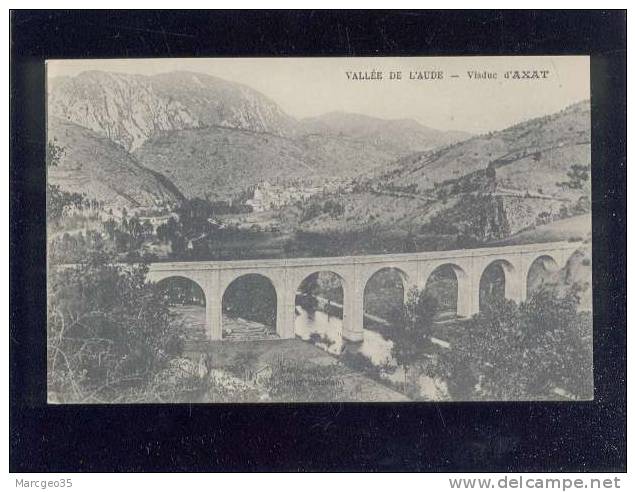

{"left": 47, "top": 56, "right": 590, "bottom": 134}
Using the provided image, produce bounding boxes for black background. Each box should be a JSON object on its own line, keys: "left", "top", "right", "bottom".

{"left": 10, "top": 10, "right": 627, "bottom": 472}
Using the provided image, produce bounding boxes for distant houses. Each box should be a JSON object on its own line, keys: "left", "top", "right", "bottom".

{"left": 245, "top": 179, "right": 349, "bottom": 212}
{"left": 136, "top": 212, "right": 180, "bottom": 233}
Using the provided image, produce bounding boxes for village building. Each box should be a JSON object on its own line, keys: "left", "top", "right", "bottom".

{"left": 136, "top": 212, "right": 179, "bottom": 233}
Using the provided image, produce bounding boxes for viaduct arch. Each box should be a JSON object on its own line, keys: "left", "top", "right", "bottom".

{"left": 146, "top": 241, "right": 578, "bottom": 342}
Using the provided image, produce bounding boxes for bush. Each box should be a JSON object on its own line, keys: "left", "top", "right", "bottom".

{"left": 391, "top": 289, "right": 438, "bottom": 393}
{"left": 47, "top": 250, "right": 185, "bottom": 403}
{"left": 430, "top": 288, "right": 593, "bottom": 400}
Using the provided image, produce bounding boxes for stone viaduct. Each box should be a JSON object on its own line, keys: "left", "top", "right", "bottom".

{"left": 146, "top": 241, "right": 580, "bottom": 342}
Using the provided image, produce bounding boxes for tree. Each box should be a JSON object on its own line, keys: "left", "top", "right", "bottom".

{"left": 127, "top": 216, "right": 142, "bottom": 238}
{"left": 47, "top": 184, "right": 85, "bottom": 223}
{"left": 46, "top": 139, "right": 64, "bottom": 168}
{"left": 299, "top": 274, "right": 320, "bottom": 297}
{"left": 402, "top": 225, "right": 418, "bottom": 253}
{"left": 177, "top": 198, "right": 214, "bottom": 236}
{"left": 47, "top": 249, "right": 185, "bottom": 403}
{"left": 46, "top": 141, "right": 85, "bottom": 222}
{"left": 300, "top": 201, "right": 323, "bottom": 223}
{"left": 557, "top": 164, "right": 590, "bottom": 191}
{"left": 141, "top": 219, "right": 154, "bottom": 238}
{"left": 157, "top": 217, "right": 178, "bottom": 243}
{"left": 430, "top": 287, "right": 592, "bottom": 400}
{"left": 103, "top": 218, "right": 117, "bottom": 240}
{"left": 391, "top": 288, "right": 438, "bottom": 394}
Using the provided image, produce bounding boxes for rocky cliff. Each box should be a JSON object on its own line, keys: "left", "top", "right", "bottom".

{"left": 48, "top": 71, "right": 297, "bottom": 151}
{"left": 48, "top": 70, "right": 472, "bottom": 203}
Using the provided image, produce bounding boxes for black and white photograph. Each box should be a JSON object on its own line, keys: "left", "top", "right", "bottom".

{"left": 45, "top": 56, "right": 594, "bottom": 404}
{"left": 9, "top": 7, "right": 629, "bottom": 476}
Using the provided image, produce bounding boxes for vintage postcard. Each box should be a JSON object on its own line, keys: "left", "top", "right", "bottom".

{"left": 46, "top": 56, "right": 592, "bottom": 403}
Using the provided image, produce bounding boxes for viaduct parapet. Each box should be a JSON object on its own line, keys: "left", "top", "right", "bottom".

{"left": 146, "top": 241, "right": 581, "bottom": 342}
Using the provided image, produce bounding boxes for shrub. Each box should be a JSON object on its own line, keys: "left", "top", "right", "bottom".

{"left": 47, "top": 250, "right": 185, "bottom": 403}
{"left": 430, "top": 288, "right": 592, "bottom": 400}
{"left": 390, "top": 289, "right": 438, "bottom": 393}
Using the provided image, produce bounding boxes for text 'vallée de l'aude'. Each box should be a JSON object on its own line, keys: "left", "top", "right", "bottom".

{"left": 345, "top": 70, "right": 551, "bottom": 81}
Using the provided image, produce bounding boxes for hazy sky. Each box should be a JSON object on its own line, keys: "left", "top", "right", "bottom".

{"left": 47, "top": 56, "right": 589, "bottom": 134}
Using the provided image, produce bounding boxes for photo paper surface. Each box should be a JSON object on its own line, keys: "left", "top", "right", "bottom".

{"left": 46, "top": 56, "right": 592, "bottom": 403}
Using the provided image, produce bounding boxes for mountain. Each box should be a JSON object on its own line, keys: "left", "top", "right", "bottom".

{"left": 48, "top": 70, "right": 297, "bottom": 151}
{"left": 287, "top": 100, "right": 591, "bottom": 248}
{"left": 149, "top": 71, "right": 297, "bottom": 137}
{"left": 46, "top": 69, "right": 592, "bottom": 260}
{"left": 300, "top": 112, "right": 470, "bottom": 154}
{"left": 133, "top": 127, "right": 405, "bottom": 201}
{"left": 375, "top": 100, "right": 590, "bottom": 197}
{"left": 47, "top": 116, "right": 183, "bottom": 208}
{"left": 133, "top": 127, "right": 315, "bottom": 201}
{"left": 48, "top": 70, "right": 472, "bottom": 201}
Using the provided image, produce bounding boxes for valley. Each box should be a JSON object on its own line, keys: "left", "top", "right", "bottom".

{"left": 47, "top": 70, "right": 591, "bottom": 264}
{"left": 44, "top": 61, "right": 595, "bottom": 405}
